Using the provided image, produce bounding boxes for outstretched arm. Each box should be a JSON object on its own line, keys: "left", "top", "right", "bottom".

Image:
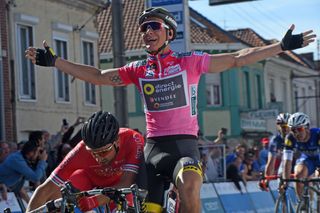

{"left": 208, "top": 24, "right": 316, "bottom": 73}
{"left": 26, "top": 179, "right": 61, "bottom": 212}
{"left": 25, "top": 41, "right": 125, "bottom": 86}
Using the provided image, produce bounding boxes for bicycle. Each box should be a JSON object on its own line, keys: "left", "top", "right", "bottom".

{"left": 262, "top": 174, "right": 297, "bottom": 213}
{"left": 263, "top": 174, "right": 320, "bottom": 213}
{"left": 27, "top": 182, "right": 148, "bottom": 213}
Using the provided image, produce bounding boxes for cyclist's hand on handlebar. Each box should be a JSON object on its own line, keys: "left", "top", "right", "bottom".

{"left": 258, "top": 179, "right": 269, "bottom": 191}
{"left": 279, "top": 182, "right": 288, "bottom": 193}
{"left": 77, "top": 196, "right": 99, "bottom": 211}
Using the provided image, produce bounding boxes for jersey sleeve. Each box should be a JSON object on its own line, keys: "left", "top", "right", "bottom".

{"left": 188, "top": 51, "right": 211, "bottom": 75}
{"left": 122, "top": 130, "right": 145, "bottom": 174}
{"left": 268, "top": 136, "right": 278, "bottom": 157}
{"left": 49, "top": 142, "right": 85, "bottom": 187}
{"left": 118, "top": 61, "right": 142, "bottom": 85}
{"left": 283, "top": 133, "right": 296, "bottom": 161}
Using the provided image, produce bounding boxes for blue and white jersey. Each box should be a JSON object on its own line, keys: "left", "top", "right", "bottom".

{"left": 268, "top": 133, "right": 285, "bottom": 157}
{"left": 283, "top": 128, "right": 320, "bottom": 161}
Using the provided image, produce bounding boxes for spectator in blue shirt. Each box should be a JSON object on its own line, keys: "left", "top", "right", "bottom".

{"left": 0, "top": 140, "right": 47, "bottom": 203}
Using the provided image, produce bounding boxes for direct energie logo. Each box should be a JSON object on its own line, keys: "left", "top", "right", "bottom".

{"left": 144, "top": 83, "right": 155, "bottom": 95}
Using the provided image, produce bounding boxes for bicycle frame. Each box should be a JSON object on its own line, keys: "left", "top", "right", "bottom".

{"left": 28, "top": 183, "right": 148, "bottom": 213}
{"left": 262, "top": 174, "right": 297, "bottom": 213}
{"left": 292, "top": 178, "right": 320, "bottom": 213}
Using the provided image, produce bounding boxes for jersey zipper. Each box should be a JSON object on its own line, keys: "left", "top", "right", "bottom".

{"left": 156, "top": 54, "right": 162, "bottom": 79}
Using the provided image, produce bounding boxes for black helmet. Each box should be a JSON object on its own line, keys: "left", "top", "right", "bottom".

{"left": 81, "top": 111, "right": 119, "bottom": 149}
{"left": 138, "top": 7, "right": 177, "bottom": 40}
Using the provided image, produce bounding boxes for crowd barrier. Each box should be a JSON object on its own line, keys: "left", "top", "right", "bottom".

{"left": 1, "top": 180, "right": 296, "bottom": 213}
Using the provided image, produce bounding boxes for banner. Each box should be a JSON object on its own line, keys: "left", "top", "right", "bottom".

{"left": 200, "top": 183, "right": 224, "bottom": 213}
{"left": 214, "top": 182, "right": 255, "bottom": 213}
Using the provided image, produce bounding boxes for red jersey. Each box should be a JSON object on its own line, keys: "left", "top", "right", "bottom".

{"left": 49, "top": 128, "right": 144, "bottom": 190}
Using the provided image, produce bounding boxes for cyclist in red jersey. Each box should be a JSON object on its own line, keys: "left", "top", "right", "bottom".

{"left": 25, "top": 6, "right": 315, "bottom": 213}
{"left": 26, "top": 111, "right": 145, "bottom": 212}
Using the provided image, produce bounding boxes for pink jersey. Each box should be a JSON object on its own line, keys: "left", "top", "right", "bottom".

{"left": 49, "top": 128, "right": 144, "bottom": 190}
{"left": 119, "top": 50, "right": 210, "bottom": 138}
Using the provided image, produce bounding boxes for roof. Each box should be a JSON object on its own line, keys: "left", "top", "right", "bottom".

{"left": 97, "top": 1, "right": 145, "bottom": 54}
{"left": 97, "top": 1, "right": 241, "bottom": 54}
{"left": 229, "top": 28, "right": 312, "bottom": 68}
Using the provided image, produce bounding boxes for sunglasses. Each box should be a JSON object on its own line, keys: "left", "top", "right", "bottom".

{"left": 139, "top": 21, "right": 169, "bottom": 33}
{"left": 291, "top": 126, "right": 306, "bottom": 134}
{"left": 91, "top": 143, "right": 114, "bottom": 157}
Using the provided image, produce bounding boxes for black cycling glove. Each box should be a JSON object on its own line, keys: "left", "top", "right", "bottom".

{"left": 281, "top": 29, "right": 304, "bottom": 51}
{"left": 36, "top": 45, "right": 58, "bottom": 67}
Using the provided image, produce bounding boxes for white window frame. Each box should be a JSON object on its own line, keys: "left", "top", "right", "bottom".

{"left": 53, "top": 35, "right": 70, "bottom": 103}
{"left": 81, "top": 39, "right": 96, "bottom": 105}
{"left": 205, "top": 73, "right": 222, "bottom": 107}
{"left": 16, "top": 23, "right": 36, "bottom": 101}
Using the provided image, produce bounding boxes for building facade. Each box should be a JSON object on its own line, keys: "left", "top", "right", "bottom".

{"left": 2, "top": 0, "right": 104, "bottom": 141}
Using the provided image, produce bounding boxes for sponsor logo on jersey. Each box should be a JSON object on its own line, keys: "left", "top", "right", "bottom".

{"left": 284, "top": 138, "right": 292, "bottom": 147}
{"left": 190, "top": 85, "right": 197, "bottom": 116}
{"left": 164, "top": 64, "right": 181, "bottom": 75}
{"left": 193, "top": 51, "right": 204, "bottom": 56}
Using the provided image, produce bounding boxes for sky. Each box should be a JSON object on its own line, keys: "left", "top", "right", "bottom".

{"left": 189, "top": 0, "right": 320, "bottom": 60}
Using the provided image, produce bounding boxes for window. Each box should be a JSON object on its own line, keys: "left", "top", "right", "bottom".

{"left": 82, "top": 41, "right": 96, "bottom": 105}
{"left": 54, "top": 39, "right": 69, "bottom": 102}
{"left": 205, "top": 73, "right": 221, "bottom": 106}
{"left": 255, "top": 75, "right": 262, "bottom": 108}
{"left": 281, "top": 79, "right": 288, "bottom": 110}
{"left": 269, "top": 78, "right": 276, "bottom": 102}
{"left": 243, "top": 72, "right": 251, "bottom": 108}
{"left": 17, "top": 24, "right": 35, "bottom": 99}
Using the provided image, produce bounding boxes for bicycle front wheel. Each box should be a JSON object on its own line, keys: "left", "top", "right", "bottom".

{"left": 296, "top": 199, "right": 310, "bottom": 213}
{"left": 275, "top": 193, "right": 290, "bottom": 213}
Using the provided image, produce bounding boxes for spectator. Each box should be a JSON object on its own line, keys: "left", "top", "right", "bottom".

{"left": 205, "top": 146, "right": 224, "bottom": 181}
{"left": 213, "top": 128, "right": 227, "bottom": 145}
{"left": 226, "top": 144, "right": 246, "bottom": 166}
{"left": 61, "top": 117, "right": 85, "bottom": 147}
{"left": 197, "top": 130, "right": 211, "bottom": 145}
{"left": 241, "top": 151, "right": 260, "bottom": 183}
{"left": 0, "top": 140, "right": 47, "bottom": 203}
{"left": 17, "top": 140, "right": 27, "bottom": 151}
{"left": 0, "top": 141, "right": 10, "bottom": 163}
{"left": 258, "top": 137, "right": 269, "bottom": 171}
{"left": 55, "top": 143, "right": 72, "bottom": 165}
{"left": 29, "top": 131, "right": 47, "bottom": 186}
{"left": 226, "top": 156, "right": 245, "bottom": 193}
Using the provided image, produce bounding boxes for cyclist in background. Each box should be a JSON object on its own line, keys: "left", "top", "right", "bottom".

{"left": 282, "top": 112, "right": 320, "bottom": 198}
{"left": 25, "top": 6, "right": 316, "bottom": 212}
{"left": 259, "top": 113, "right": 291, "bottom": 190}
{"left": 26, "top": 111, "right": 145, "bottom": 212}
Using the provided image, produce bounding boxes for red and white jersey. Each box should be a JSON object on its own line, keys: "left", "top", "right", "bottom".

{"left": 49, "top": 128, "right": 144, "bottom": 190}
{"left": 119, "top": 50, "right": 210, "bottom": 138}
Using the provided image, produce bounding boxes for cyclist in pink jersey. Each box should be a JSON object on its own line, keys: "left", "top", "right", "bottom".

{"left": 26, "top": 6, "right": 316, "bottom": 213}
{"left": 26, "top": 111, "right": 145, "bottom": 212}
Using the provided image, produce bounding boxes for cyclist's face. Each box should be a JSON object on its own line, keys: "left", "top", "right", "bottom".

{"left": 90, "top": 141, "right": 117, "bottom": 165}
{"left": 139, "top": 17, "right": 170, "bottom": 53}
{"left": 277, "top": 123, "right": 290, "bottom": 136}
{"left": 291, "top": 126, "right": 309, "bottom": 142}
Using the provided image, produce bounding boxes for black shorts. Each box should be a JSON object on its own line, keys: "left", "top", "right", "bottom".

{"left": 144, "top": 135, "right": 200, "bottom": 205}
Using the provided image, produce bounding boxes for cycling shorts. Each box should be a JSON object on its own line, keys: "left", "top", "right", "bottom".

{"left": 144, "top": 135, "right": 201, "bottom": 205}
{"left": 295, "top": 154, "right": 320, "bottom": 176}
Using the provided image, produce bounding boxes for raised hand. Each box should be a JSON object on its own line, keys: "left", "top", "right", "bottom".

{"left": 281, "top": 24, "right": 316, "bottom": 51}
{"left": 25, "top": 40, "right": 58, "bottom": 67}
